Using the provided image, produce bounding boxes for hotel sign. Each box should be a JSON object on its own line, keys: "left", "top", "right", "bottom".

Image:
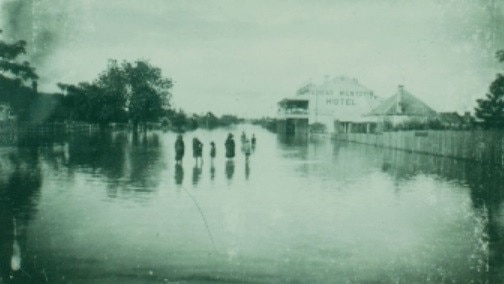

{"left": 311, "top": 90, "right": 374, "bottom": 97}
{"left": 325, "top": 98, "right": 356, "bottom": 105}
{"left": 311, "top": 90, "right": 375, "bottom": 107}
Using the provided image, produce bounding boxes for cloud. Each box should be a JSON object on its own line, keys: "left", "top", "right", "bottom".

{"left": 0, "top": 0, "right": 75, "bottom": 67}
{"left": 1, "top": 0, "right": 501, "bottom": 116}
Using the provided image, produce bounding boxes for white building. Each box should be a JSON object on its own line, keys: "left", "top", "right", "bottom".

{"left": 278, "top": 76, "right": 381, "bottom": 134}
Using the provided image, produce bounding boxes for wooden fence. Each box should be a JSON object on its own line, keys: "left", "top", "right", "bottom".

{"left": 335, "top": 130, "right": 504, "bottom": 166}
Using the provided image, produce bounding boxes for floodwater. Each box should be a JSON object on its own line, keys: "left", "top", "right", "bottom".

{"left": 0, "top": 125, "right": 503, "bottom": 283}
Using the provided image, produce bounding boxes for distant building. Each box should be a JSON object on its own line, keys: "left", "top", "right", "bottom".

{"left": 367, "top": 85, "right": 436, "bottom": 126}
{"left": 277, "top": 97, "right": 310, "bottom": 136}
{"left": 277, "top": 76, "right": 381, "bottom": 135}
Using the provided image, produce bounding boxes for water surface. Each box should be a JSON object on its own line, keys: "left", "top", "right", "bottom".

{"left": 0, "top": 126, "right": 503, "bottom": 283}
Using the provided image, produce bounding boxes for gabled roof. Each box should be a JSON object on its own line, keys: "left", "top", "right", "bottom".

{"left": 368, "top": 86, "right": 436, "bottom": 116}
{"left": 296, "top": 83, "right": 316, "bottom": 95}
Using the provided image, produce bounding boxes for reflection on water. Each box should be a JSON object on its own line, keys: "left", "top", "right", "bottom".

{"left": 225, "top": 160, "right": 235, "bottom": 181}
{"left": 175, "top": 163, "right": 184, "bottom": 185}
{"left": 210, "top": 164, "right": 215, "bottom": 181}
{"left": 192, "top": 164, "right": 202, "bottom": 186}
{"left": 0, "top": 147, "right": 42, "bottom": 282}
{"left": 0, "top": 126, "right": 503, "bottom": 282}
{"left": 245, "top": 161, "right": 250, "bottom": 180}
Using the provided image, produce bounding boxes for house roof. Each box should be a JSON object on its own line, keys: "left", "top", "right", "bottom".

{"left": 279, "top": 96, "right": 310, "bottom": 102}
{"left": 368, "top": 86, "right": 436, "bottom": 116}
{"left": 278, "top": 97, "right": 309, "bottom": 108}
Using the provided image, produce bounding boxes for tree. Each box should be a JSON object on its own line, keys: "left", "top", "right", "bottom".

{"left": 123, "top": 60, "right": 173, "bottom": 129}
{"left": 57, "top": 82, "right": 99, "bottom": 122}
{"left": 58, "top": 61, "right": 128, "bottom": 126}
{"left": 57, "top": 59, "right": 171, "bottom": 128}
{"left": 475, "top": 51, "right": 504, "bottom": 128}
{"left": 0, "top": 29, "right": 38, "bottom": 120}
{"left": 94, "top": 60, "right": 128, "bottom": 124}
{"left": 497, "top": 50, "right": 504, "bottom": 63}
{"left": 219, "top": 114, "right": 240, "bottom": 126}
{"left": 475, "top": 74, "right": 504, "bottom": 128}
{"left": 170, "top": 109, "right": 189, "bottom": 133}
{"left": 204, "top": 112, "right": 219, "bottom": 128}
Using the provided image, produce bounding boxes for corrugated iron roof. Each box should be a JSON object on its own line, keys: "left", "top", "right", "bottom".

{"left": 368, "top": 87, "right": 436, "bottom": 116}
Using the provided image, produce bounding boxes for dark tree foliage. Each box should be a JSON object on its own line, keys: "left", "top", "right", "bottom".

{"left": 123, "top": 60, "right": 172, "bottom": 129}
{"left": 250, "top": 117, "right": 277, "bottom": 132}
{"left": 475, "top": 50, "right": 504, "bottom": 129}
{"left": 192, "top": 112, "right": 244, "bottom": 129}
{"left": 56, "top": 59, "right": 172, "bottom": 128}
{"left": 57, "top": 82, "right": 95, "bottom": 122}
{"left": 94, "top": 60, "right": 128, "bottom": 124}
{"left": 58, "top": 79, "right": 127, "bottom": 126}
{"left": 170, "top": 109, "right": 189, "bottom": 133}
{"left": 169, "top": 109, "right": 196, "bottom": 132}
{"left": 219, "top": 114, "right": 241, "bottom": 126}
{"left": 188, "top": 115, "right": 199, "bottom": 130}
{"left": 192, "top": 112, "right": 215, "bottom": 129}
{"left": 496, "top": 50, "right": 504, "bottom": 63}
{"left": 0, "top": 30, "right": 39, "bottom": 120}
{"left": 475, "top": 74, "right": 504, "bottom": 128}
{"left": 203, "top": 112, "right": 219, "bottom": 128}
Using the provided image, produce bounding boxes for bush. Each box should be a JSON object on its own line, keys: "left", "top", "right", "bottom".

{"left": 382, "top": 118, "right": 447, "bottom": 132}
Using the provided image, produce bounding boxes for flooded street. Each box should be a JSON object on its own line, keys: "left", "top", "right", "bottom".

{"left": 1, "top": 125, "right": 503, "bottom": 283}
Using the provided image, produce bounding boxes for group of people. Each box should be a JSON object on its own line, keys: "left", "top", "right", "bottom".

{"left": 239, "top": 131, "right": 256, "bottom": 160}
{"left": 174, "top": 131, "right": 256, "bottom": 164}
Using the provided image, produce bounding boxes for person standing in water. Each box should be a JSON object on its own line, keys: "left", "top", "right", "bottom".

{"left": 240, "top": 131, "right": 246, "bottom": 143}
{"left": 251, "top": 134, "right": 256, "bottom": 147}
{"left": 175, "top": 135, "right": 185, "bottom": 164}
{"left": 210, "top": 141, "right": 216, "bottom": 159}
{"left": 243, "top": 138, "right": 251, "bottom": 161}
{"left": 225, "top": 133, "right": 235, "bottom": 159}
{"left": 193, "top": 137, "right": 203, "bottom": 163}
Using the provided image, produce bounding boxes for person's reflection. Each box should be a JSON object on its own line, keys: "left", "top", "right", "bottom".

{"left": 245, "top": 161, "right": 250, "bottom": 180}
{"left": 210, "top": 163, "right": 216, "bottom": 181}
{"left": 225, "top": 160, "right": 235, "bottom": 181}
{"left": 192, "top": 164, "right": 202, "bottom": 186}
{"left": 251, "top": 134, "right": 256, "bottom": 151}
{"left": 175, "top": 163, "right": 184, "bottom": 185}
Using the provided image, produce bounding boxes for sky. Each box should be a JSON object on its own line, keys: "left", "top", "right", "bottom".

{"left": 1, "top": 0, "right": 503, "bottom": 117}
